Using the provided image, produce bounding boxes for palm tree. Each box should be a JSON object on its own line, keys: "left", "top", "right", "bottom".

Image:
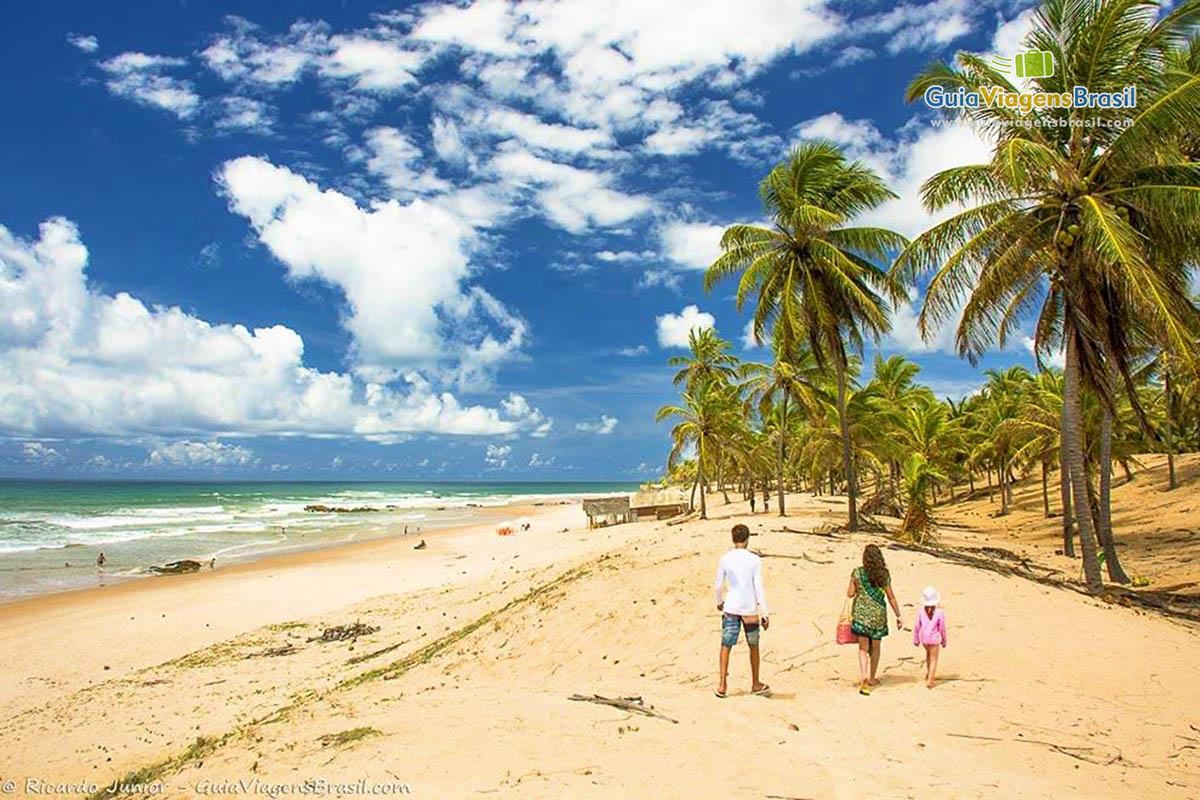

{"left": 739, "top": 337, "right": 826, "bottom": 515}
{"left": 656, "top": 379, "right": 739, "bottom": 520}
{"left": 1157, "top": 34, "right": 1200, "bottom": 492}
{"left": 871, "top": 354, "right": 924, "bottom": 495}
{"left": 892, "top": 0, "right": 1200, "bottom": 591}
{"left": 898, "top": 453, "right": 947, "bottom": 544}
{"left": 669, "top": 328, "right": 740, "bottom": 392}
{"left": 1003, "top": 369, "right": 1065, "bottom": 523}
{"left": 705, "top": 142, "right": 907, "bottom": 530}
{"left": 979, "top": 367, "right": 1032, "bottom": 515}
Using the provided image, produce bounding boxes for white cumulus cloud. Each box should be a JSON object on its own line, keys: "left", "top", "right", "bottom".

{"left": 99, "top": 52, "right": 200, "bottom": 119}
{"left": 658, "top": 221, "right": 727, "bottom": 271}
{"left": 484, "top": 443, "right": 512, "bottom": 468}
{"left": 67, "top": 33, "right": 100, "bottom": 53}
{"left": 575, "top": 415, "right": 618, "bottom": 435}
{"left": 0, "top": 217, "right": 549, "bottom": 441}
{"left": 218, "top": 156, "right": 526, "bottom": 386}
{"left": 656, "top": 305, "right": 715, "bottom": 348}
{"left": 148, "top": 440, "right": 254, "bottom": 467}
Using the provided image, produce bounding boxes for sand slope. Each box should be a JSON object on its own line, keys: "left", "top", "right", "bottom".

{"left": 934, "top": 452, "right": 1200, "bottom": 594}
{"left": 3, "top": 492, "right": 1198, "bottom": 799}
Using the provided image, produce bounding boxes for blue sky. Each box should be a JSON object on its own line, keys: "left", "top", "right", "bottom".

{"left": 0, "top": 0, "right": 1047, "bottom": 480}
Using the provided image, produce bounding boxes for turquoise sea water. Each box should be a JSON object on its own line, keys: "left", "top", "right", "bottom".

{"left": 0, "top": 480, "right": 637, "bottom": 601}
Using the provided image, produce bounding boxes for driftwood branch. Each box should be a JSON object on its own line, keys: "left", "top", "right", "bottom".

{"left": 948, "top": 732, "right": 1122, "bottom": 765}
{"left": 568, "top": 694, "right": 678, "bottom": 724}
{"left": 756, "top": 551, "right": 834, "bottom": 565}
{"left": 772, "top": 526, "right": 838, "bottom": 538}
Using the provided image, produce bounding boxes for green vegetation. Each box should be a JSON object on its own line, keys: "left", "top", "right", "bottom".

{"left": 318, "top": 727, "right": 381, "bottom": 748}
{"left": 657, "top": 0, "right": 1200, "bottom": 593}
{"left": 86, "top": 736, "right": 224, "bottom": 800}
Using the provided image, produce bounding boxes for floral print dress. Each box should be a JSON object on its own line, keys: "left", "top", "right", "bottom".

{"left": 851, "top": 566, "right": 889, "bottom": 640}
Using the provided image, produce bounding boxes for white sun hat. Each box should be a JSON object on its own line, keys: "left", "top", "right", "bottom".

{"left": 921, "top": 586, "right": 941, "bottom": 606}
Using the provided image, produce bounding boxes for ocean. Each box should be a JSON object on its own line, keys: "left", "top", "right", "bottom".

{"left": 0, "top": 480, "right": 637, "bottom": 601}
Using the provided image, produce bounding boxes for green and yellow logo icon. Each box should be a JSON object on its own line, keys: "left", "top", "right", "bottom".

{"left": 990, "top": 50, "right": 1055, "bottom": 79}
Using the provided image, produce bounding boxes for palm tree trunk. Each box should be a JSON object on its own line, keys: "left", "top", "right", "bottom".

{"left": 968, "top": 469, "right": 975, "bottom": 496}
{"left": 835, "top": 358, "right": 858, "bottom": 531}
{"left": 1065, "top": 333, "right": 1103, "bottom": 592}
{"left": 777, "top": 394, "right": 788, "bottom": 517}
{"left": 1041, "top": 461, "right": 1050, "bottom": 517}
{"left": 689, "top": 473, "right": 698, "bottom": 513}
{"left": 1165, "top": 365, "right": 1178, "bottom": 490}
{"left": 1059, "top": 402, "right": 1075, "bottom": 557}
{"left": 697, "top": 446, "right": 708, "bottom": 520}
{"left": 998, "top": 454, "right": 1010, "bottom": 516}
{"left": 717, "top": 457, "right": 730, "bottom": 504}
{"left": 1098, "top": 402, "right": 1130, "bottom": 583}
{"left": 986, "top": 467, "right": 993, "bottom": 502}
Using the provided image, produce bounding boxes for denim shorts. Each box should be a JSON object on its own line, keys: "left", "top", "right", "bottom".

{"left": 721, "top": 613, "right": 760, "bottom": 648}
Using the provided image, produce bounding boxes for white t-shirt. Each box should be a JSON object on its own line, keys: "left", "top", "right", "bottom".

{"left": 714, "top": 547, "right": 768, "bottom": 616}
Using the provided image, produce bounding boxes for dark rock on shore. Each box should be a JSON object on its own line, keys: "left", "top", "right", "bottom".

{"left": 150, "top": 560, "right": 202, "bottom": 575}
{"left": 304, "top": 504, "right": 378, "bottom": 513}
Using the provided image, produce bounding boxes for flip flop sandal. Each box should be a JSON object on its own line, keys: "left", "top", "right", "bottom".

{"left": 859, "top": 682, "right": 872, "bottom": 696}
{"left": 714, "top": 688, "right": 727, "bottom": 699}
{"left": 752, "top": 684, "right": 771, "bottom": 696}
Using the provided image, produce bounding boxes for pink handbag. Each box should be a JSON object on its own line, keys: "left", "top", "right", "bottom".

{"left": 836, "top": 597, "right": 859, "bottom": 645}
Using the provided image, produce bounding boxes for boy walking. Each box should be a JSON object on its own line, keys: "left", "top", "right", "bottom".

{"left": 713, "top": 524, "right": 770, "bottom": 697}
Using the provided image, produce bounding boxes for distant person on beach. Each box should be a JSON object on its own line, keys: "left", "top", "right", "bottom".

{"left": 912, "top": 586, "right": 947, "bottom": 688}
{"left": 762, "top": 489, "right": 770, "bottom": 514}
{"left": 847, "top": 544, "right": 903, "bottom": 695}
{"left": 713, "top": 523, "right": 770, "bottom": 698}
{"left": 96, "top": 551, "right": 106, "bottom": 584}
{"left": 749, "top": 494, "right": 756, "bottom": 513}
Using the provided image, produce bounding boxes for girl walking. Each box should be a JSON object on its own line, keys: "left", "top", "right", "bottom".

{"left": 912, "top": 586, "right": 947, "bottom": 688}
{"left": 847, "top": 544, "right": 903, "bottom": 695}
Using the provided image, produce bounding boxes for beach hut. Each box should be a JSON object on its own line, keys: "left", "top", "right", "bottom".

{"left": 630, "top": 489, "right": 689, "bottom": 521}
{"left": 582, "top": 497, "right": 632, "bottom": 529}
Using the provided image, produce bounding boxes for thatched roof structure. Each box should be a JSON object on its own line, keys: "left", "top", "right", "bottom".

{"left": 630, "top": 489, "right": 687, "bottom": 510}
{"left": 582, "top": 496, "right": 632, "bottom": 529}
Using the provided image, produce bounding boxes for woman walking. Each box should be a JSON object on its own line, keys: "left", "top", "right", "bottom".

{"left": 847, "top": 544, "right": 903, "bottom": 695}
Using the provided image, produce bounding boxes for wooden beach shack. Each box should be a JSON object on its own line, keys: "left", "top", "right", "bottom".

{"left": 630, "top": 489, "right": 689, "bottom": 521}
{"left": 582, "top": 496, "right": 633, "bottom": 529}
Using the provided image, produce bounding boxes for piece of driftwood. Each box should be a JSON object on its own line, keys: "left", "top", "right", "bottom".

{"left": 772, "top": 526, "right": 838, "bottom": 538}
{"left": 757, "top": 551, "right": 834, "bottom": 565}
{"left": 568, "top": 694, "right": 678, "bottom": 724}
{"left": 248, "top": 644, "right": 298, "bottom": 658}
{"left": 887, "top": 540, "right": 1200, "bottom": 623}
{"left": 948, "top": 732, "right": 1122, "bottom": 765}
{"left": 307, "top": 621, "right": 380, "bottom": 643}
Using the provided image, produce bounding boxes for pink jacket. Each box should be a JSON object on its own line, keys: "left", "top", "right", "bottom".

{"left": 913, "top": 607, "right": 947, "bottom": 647}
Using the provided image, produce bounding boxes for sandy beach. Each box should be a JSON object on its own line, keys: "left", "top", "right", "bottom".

{"left": 2, "top": 478, "right": 1198, "bottom": 799}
